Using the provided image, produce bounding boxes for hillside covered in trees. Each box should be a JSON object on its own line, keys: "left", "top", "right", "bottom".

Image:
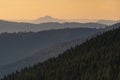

{"left": 0, "top": 28, "right": 101, "bottom": 66}
{"left": 1, "top": 27, "right": 120, "bottom": 80}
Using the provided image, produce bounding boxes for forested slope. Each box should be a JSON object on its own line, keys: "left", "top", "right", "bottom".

{"left": 1, "top": 27, "right": 120, "bottom": 80}
{"left": 0, "top": 28, "right": 101, "bottom": 66}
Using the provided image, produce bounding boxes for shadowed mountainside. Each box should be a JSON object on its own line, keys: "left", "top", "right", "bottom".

{"left": 0, "top": 28, "right": 103, "bottom": 66}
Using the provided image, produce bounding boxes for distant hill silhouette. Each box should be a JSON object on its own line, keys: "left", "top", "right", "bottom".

{"left": 0, "top": 20, "right": 106, "bottom": 33}
{"left": 96, "top": 20, "right": 120, "bottom": 25}
{"left": 14, "top": 16, "right": 120, "bottom": 25}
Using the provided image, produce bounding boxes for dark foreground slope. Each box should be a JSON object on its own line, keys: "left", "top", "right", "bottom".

{"left": 1, "top": 28, "right": 120, "bottom": 80}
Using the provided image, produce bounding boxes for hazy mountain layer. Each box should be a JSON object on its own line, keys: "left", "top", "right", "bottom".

{"left": 0, "top": 39, "right": 85, "bottom": 77}
{"left": 0, "top": 20, "right": 106, "bottom": 33}
{"left": 0, "top": 28, "right": 102, "bottom": 66}
{"left": 15, "top": 16, "right": 120, "bottom": 25}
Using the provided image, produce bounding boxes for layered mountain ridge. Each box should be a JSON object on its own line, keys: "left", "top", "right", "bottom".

{"left": 1, "top": 23, "right": 120, "bottom": 80}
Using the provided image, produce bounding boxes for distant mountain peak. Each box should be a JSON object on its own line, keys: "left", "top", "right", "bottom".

{"left": 37, "top": 16, "right": 54, "bottom": 20}
{"left": 32, "top": 16, "right": 64, "bottom": 24}
{"left": 44, "top": 16, "right": 53, "bottom": 19}
{"left": 13, "top": 16, "right": 120, "bottom": 25}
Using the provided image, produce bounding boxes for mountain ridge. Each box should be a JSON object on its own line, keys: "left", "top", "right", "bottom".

{"left": 0, "top": 20, "right": 106, "bottom": 33}
{"left": 12, "top": 16, "right": 120, "bottom": 25}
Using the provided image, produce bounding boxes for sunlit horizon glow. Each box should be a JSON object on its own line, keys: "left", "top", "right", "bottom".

{"left": 0, "top": 0, "right": 120, "bottom": 20}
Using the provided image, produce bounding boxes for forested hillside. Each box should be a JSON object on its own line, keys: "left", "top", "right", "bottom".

{"left": 0, "top": 39, "right": 84, "bottom": 78}
{"left": 0, "top": 28, "right": 101, "bottom": 66}
{"left": 1, "top": 26, "right": 120, "bottom": 80}
{"left": 0, "top": 27, "right": 102, "bottom": 78}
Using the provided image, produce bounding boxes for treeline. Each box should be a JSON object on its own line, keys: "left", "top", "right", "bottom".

{"left": 1, "top": 28, "right": 120, "bottom": 80}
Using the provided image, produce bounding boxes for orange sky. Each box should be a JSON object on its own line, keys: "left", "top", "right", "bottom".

{"left": 0, "top": 0, "right": 120, "bottom": 20}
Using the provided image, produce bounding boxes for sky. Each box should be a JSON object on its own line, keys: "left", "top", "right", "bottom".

{"left": 0, "top": 0, "right": 120, "bottom": 20}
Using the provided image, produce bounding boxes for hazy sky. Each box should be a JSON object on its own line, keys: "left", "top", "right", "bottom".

{"left": 0, "top": 0, "right": 119, "bottom": 20}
